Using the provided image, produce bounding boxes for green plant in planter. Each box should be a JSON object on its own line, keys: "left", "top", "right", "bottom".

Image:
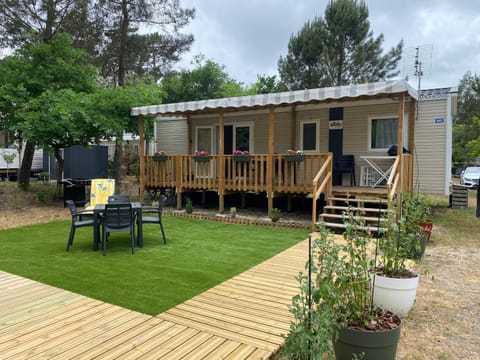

{"left": 282, "top": 224, "right": 344, "bottom": 359}
{"left": 283, "top": 212, "right": 401, "bottom": 359}
{"left": 378, "top": 194, "right": 431, "bottom": 271}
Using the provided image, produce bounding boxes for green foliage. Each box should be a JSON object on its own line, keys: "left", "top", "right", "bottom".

{"left": 378, "top": 194, "right": 431, "bottom": 276}
{"left": 35, "top": 187, "right": 56, "bottom": 204}
{"left": 246, "top": 74, "right": 286, "bottom": 94}
{"left": 278, "top": 0, "right": 403, "bottom": 90}
{"left": 230, "top": 207, "right": 237, "bottom": 219}
{"left": 283, "top": 217, "right": 376, "bottom": 358}
{"left": 95, "top": 0, "right": 195, "bottom": 85}
{"left": 185, "top": 197, "right": 193, "bottom": 214}
{"left": 0, "top": 217, "right": 308, "bottom": 315}
{"left": 37, "top": 172, "right": 51, "bottom": 184}
{"left": 160, "top": 55, "right": 246, "bottom": 102}
{"left": 454, "top": 72, "right": 480, "bottom": 167}
{"left": 282, "top": 227, "right": 342, "bottom": 359}
{"left": 271, "top": 208, "right": 281, "bottom": 222}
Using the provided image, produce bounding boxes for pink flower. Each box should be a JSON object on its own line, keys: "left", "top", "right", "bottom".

{"left": 195, "top": 150, "right": 209, "bottom": 156}
{"left": 234, "top": 150, "right": 249, "bottom": 155}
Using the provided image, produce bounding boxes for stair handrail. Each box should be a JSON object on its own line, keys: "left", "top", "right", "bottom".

{"left": 311, "top": 153, "right": 333, "bottom": 231}
{"left": 386, "top": 155, "right": 400, "bottom": 202}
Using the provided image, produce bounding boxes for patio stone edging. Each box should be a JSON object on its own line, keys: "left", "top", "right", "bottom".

{"left": 163, "top": 210, "right": 310, "bottom": 230}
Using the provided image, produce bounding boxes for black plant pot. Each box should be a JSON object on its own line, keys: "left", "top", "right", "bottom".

{"left": 333, "top": 320, "right": 402, "bottom": 360}
{"left": 407, "top": 233, "right": 427, "bottom": 260}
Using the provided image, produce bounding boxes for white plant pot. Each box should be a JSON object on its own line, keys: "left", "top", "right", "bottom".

{"left": 372, "top": 272, "right": 419, "bottom": 317}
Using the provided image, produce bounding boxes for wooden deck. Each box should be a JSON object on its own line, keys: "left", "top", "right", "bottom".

{"left": 0, "top": 239, "right": 313, "bottom": 359}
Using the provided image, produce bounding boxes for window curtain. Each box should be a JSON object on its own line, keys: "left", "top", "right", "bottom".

{"left": 371, "top": 118, "right": 397, "bottom": 149}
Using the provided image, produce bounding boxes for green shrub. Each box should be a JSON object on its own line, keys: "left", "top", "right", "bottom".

{"left": 185, "top": 197, "right": 193, "bottom": 214}
{"left": 271, "top": 208, "right": 281, "bottom": 222}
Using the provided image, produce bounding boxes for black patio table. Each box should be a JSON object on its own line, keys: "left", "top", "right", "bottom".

{"left": 93, "top": 202, "right": 143, "bottom": 251}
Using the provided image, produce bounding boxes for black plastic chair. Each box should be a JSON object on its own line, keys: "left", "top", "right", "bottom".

{"left": 65, "top": 200, "right": 95, "bottom": 251}
{"left": 108, "top": 194, "right": 131, "bottom": 203}
{"left": 334, "top": 155, "right": 356, "bottom": 186}
{"left": 141, "top": 195, "right": 167, "bottom": 244}
{"left": 102, "top": 203, "right": 135, "bottom": 256}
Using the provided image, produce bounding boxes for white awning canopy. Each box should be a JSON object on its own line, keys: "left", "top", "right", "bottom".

{"left": 131, "top": 79, "right": 418, "bottom": 116}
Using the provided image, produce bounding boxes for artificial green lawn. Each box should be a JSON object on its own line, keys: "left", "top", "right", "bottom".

{"left": 0, "top": 216, "right": 308, "bottom": 315}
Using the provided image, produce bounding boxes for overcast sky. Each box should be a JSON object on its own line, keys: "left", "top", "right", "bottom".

{"left": 176, "top": 0, "right": 480, "bottom": 90}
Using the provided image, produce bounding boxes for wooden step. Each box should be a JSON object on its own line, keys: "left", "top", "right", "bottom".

{"left": 319, "top": 221, "right": 387, "bottom": 233}
{"left": 323, "top": 205, "right": 389, "bottom": 214}
{"left": 320, "top": 213, "right": 388, "bottom": 223}
{"left": 328, "top": 197, "right": 388, "bottom": 205}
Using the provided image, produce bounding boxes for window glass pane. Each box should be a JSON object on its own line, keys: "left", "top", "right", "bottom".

{"left": 197, "top": 128, "right": 212, "bottom": 153}
{"left": 235, "top": 126, "right": 250, "bottom": 151}
{"left": 371, "top": 118, "right": 397, "bottom": 149}
{"left": 303, "top": 123, "right": 317, "bottom": 151}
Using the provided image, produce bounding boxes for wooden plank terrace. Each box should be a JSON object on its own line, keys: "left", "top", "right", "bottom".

{"left": 0, "top": 238, "right": 314, "bottom": 359}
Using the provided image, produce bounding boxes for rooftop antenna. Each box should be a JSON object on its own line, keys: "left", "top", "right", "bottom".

{"left": 403, "top": 44, "right": 433, "bottom": 193}
{"left": 403, "top": 44, "right": 433, "bottom": 92}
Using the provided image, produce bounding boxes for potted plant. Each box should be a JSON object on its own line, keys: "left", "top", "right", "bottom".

{"left": 193, "top": 150, "right": 210, "bottom": 162}
{"left": 284, "top": 149, "right": 305, "bottom": 162}
{"left": 233, "top": 149, "right": 251, "bottom": 162}
{"left": 283, "top": 213, "right": 402, "bottom": 360}
{"left": 371, "top": 194, "right": 428, "bottom": 317}
{"left": 152, "top": 150, "right": 167, "bottom": 161}
{"left": 402, "top": 193, "right": 431, "bottom": 257}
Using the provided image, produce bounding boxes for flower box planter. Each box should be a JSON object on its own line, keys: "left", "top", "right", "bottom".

{"left": 193, "top": 156, "right": 210, "bottom": 163}
{"left": 152, "top": 155, "right": 167, "bottom": 161}
{"left": 233, "top": 154, "right": 251, "bottom": 163}
{"left": 284, "top": 154, "right": 304, "bottom": 162}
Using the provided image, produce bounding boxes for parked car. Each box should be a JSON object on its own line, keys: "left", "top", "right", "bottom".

{"left": 460, "top": 166, "right": 480, "bottom": 188}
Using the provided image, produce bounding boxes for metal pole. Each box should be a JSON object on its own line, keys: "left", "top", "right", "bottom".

{"left": 476, "top": 186, "right": 480, "bottom": 218}
{"left": 307, "top": 235, "right": 312, "bottom": 360}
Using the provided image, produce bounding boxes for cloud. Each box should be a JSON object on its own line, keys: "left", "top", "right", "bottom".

{"left": 177, "top": 0, "right": 480, "bottom": 89}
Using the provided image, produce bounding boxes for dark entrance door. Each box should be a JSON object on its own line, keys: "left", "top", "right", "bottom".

{"left": 328, "top": 107, "right": 344, "bottom": 185}
{"left": 224, "top": 125, "right": 233, "bottom": 154}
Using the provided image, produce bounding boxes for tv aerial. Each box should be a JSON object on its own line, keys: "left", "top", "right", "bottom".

{"left": 403, "top": 44, "right": 433, "bottom": 91}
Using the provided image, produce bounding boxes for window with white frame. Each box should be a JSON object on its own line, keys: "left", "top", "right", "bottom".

{"left": 369, "top": 117, "right": 398, "bottom": 150}
{"left": 234, "top": 125, "right": 252, "bottom": 152}
{"left": 300, "top": 120, "right": 319, "bottom": 152}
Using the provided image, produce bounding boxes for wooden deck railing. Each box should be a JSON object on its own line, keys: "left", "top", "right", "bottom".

{"left": 311, "top": 153, "right": 333, "bottom": 231}
{"left": 144, "top": 154, "right": 333, "bottom": 197}
{"left": 386, "top": 154, "right": 413, "bottom": 203}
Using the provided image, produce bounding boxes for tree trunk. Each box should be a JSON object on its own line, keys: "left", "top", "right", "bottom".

{"left": 112, "top": 134, "right": 123, "bottom": 190}
{"left": 17, "top": 142, "right": 35, "bottom": 190}
{"left": 43, "top": 0, "right": 55, "bottom": 41}
{"left": 54, "top": 147, "right": 64, "bottom": 197}
{"left": 118, "top": 0, "right": 129, "bottom": 86}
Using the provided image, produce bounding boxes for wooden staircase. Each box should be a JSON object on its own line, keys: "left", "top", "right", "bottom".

{"left": 319, "top": 196, "right": 391, "bottom": 233}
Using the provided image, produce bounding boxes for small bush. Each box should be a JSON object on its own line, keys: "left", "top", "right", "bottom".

{"left": 185, "top": 197, "right": 193, "bottom": 214}
{"left": 230, "top": 207, "right": 237, "bottom": 219}
{"left": 271, "top": 208, "right": 281, "bottom": 222}
{"left": 36, "top": 187, "right": 56, "bottom": 203}
{"left": 37, "top": 172, "right": 50, "bottom": 184}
